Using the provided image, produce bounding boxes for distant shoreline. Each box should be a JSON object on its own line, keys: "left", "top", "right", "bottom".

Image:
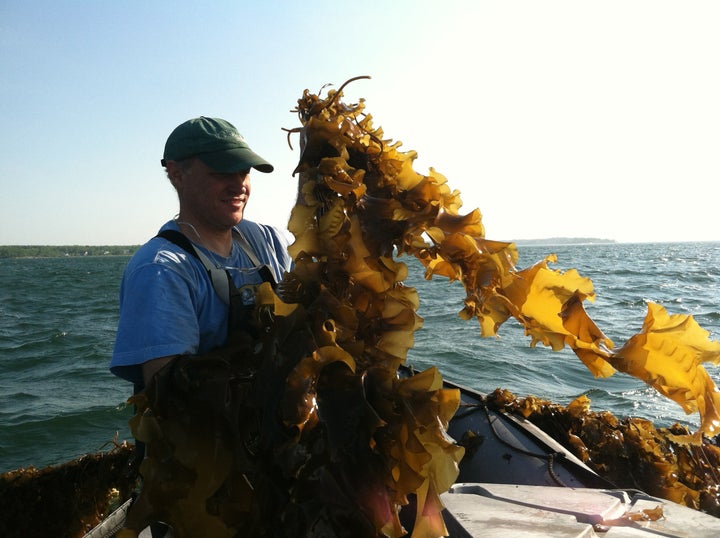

{"left": 0, "top": 245, "right": 141, "bottom": 259}
{"left": 511, "top": 237, "right": 617, "bottom": 246}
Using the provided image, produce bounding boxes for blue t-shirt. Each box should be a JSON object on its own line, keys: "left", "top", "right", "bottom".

{"left": 110, "top": 219, "right": 292, "bottom": 385}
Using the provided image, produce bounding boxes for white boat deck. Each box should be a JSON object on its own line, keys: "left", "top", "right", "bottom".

{"left": 441, "top": 483, "right": 720, "bottom": 537}
{"left": 97, "top": 482, "right": 720, "bottom": 537}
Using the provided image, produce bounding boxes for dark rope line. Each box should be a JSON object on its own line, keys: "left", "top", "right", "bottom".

{"left": 456, "top": 401, "right": 569, "bottom": 487}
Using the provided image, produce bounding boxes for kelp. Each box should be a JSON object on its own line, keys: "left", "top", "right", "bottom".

{"left": 0, "top": 442, "right": 137, "bottom": 538}
{"left": 117, "top": 77, "right": 720, "bottom": 537}
{"left": 485, "top": 389, "right": 720, "bottom": 517}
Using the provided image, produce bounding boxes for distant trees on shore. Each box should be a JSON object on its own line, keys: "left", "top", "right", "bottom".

{"left": 0, "top": 245, "right": 140, "bottom": 258}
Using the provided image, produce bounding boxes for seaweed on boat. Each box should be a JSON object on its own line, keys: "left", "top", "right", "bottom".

{"left": 4, "top": 402, "right": 720, "bottom": 537}
{"left": 0, "top": 442, "right": 137, "bottom": 538}
{"left": 484, "top": 389, "right": 720, "bottom": 517}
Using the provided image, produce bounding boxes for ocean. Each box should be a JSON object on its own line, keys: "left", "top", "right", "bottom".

{"left": 1, "top": 241, "right": 719, "bottom": 474}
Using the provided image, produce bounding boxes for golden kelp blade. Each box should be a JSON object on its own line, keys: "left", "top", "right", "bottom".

{"left": 611, "top": 302, "right": 720, "bottom": 442}
{"left": 392, "top": 368, "right": 464, "bottom": 537}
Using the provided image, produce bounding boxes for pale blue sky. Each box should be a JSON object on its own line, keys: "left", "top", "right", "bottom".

{"left": 1, "top": 1, "right": 718, "bottom": 245}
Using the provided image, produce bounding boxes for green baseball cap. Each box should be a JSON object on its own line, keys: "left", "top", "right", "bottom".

{"left": 161, "top": 117, "right": 274, "bottom": 173}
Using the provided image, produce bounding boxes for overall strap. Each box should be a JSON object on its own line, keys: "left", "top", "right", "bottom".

{"left": 156, "top": 229, "right": 232, "bottom": 305}
{"left": 232, "top": 227, "right": 277, "bottom": 288}
{"left": 232, "top": 228, "right": 262, "bottom": 267}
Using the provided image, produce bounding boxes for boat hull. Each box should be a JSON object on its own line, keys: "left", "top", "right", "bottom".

{"left": 439, "top": 369, "right": 613, "bottom": 490}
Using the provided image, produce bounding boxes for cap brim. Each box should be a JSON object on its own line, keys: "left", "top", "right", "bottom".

{"left": 198, "top": 148, "right": 274, "bottom": 173}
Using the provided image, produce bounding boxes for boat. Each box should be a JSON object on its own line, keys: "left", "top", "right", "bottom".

{"left": 423, "top": 367, "right": 720, "bottom": 537}
{"left": 81, "top": 364, "right": 720, "bottom": 537}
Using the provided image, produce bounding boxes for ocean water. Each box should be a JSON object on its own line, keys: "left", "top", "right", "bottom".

{"left": 1, "top": 242, "right": 719, "bottom": 474}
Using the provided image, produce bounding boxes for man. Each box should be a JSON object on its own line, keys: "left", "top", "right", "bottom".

{"left": 111, "top": 116, "right": 292, "bottom": 388}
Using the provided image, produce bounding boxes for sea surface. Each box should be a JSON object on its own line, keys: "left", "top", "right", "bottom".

{"left": 1, "top": 242, "right": 720, "bottom": 473}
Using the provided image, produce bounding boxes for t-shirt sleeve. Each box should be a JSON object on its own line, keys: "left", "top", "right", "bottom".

{"left": 110, "top": 262, "right": 201, "bottom": 384}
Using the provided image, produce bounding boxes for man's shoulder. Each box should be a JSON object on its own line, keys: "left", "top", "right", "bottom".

{"left": 134, "top": 238, "right": 190, "bottom": 261}
{"left": 125, "top": 223, "right": 198, "bottom": 273}
{"left": 236, "top": 218, "right": 275, "bottom": 235}
{"left": 236, "top": 220, "right": 293, "bottom": 274}
{"left": 237, "top": 220, "right": 291, "bottom": 247}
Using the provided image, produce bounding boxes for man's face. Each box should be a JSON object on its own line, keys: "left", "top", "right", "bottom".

{"left": 172, "top": 158, "right": 251, "bottom": 233}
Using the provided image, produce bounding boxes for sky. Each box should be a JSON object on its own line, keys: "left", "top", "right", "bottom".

{"left": 1, "top": 0, "right": 718, "bottom": 246}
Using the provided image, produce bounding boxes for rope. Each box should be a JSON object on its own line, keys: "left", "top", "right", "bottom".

{"left": 456, "top": 401, "right": 569, "bottom": 488}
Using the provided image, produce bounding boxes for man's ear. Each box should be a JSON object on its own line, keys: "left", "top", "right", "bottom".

{"left": 165, "top": 160, "right": 184, "bottom": 188}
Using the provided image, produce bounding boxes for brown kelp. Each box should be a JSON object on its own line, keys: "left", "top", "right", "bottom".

{"left": 0, "top": 443, "right": 136, "bottom": 538}
{"left": 116, "top": 77, "right": 720, "bottom": 537}
{"left": 484, "top": 389, "right": 720, "bottom": 516}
